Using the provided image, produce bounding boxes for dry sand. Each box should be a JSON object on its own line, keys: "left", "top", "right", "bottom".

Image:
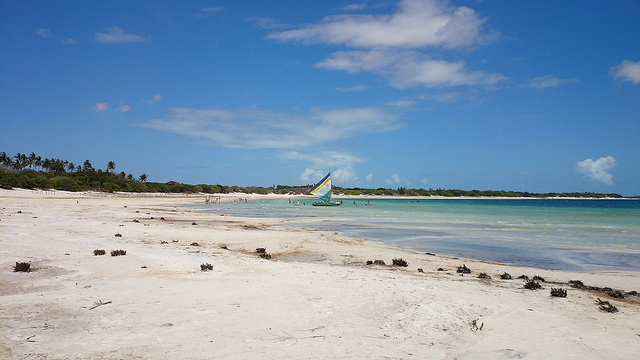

{"left": 1, "top": 189, "right": 639, "bottom": 359}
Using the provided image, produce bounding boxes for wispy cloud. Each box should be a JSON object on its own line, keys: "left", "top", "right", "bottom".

{"left": 317, "top": 49, "right": 506, "bottom": 88}
{"left": 147, "top": 94, "right": 161, "bottom": 105}
{"left": 266, "top": 0, "right": 504, "bottom": 89}
{"left": 335, "top": 85, "right": 369, "bottom": 92}
{"left": 96, "top": 27, "right": 149, "bottom": 44}
{"left": 37, "top": 28, "right": 77, "bottom": 44}
{"left": 36, "top": 28, "right": 53, "bottom": 38}
{"left": 610, "top": 60, "right": 640, "bottom": 85}
{"left": 194, "top": 7, "right": 224, "bottom": 19}
{"left": 520, "top": 74, "right": 580, "bottom": 89}
{"left": 576, "top": 156, "right": 616, "bottom": 185}
{"left": 117, "top": 105, "right": 131, "bottom": 112}
{"left": 247, "top": 17, "right": 289, "bottom": 30}
{"left": 133, "top": 106, "right": 404, "bottom": 149}
{"left": 386, "top": 173, "right": 402, "bottom": 185}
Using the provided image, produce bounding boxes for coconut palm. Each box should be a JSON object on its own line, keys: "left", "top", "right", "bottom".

{"left": 106, "top": 161, "right": 115, "bottom": 173}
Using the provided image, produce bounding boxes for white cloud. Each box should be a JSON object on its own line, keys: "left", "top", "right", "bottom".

{"left": 117, "top": 105, "right": 132, "bottom": 112}
{"left": 366, "top": 173, "right": 373, "bottom": 183}
{"left": 62, "top": 38, "right": 77, "bottom": 45}
{"left": 520, "top": 74, "right": 580, "bottom": 89}
{"left": 317, "top": 49, "right": 506, "bottom": 88}
{"left": 265, "top": 0, "right": 504, "bottom": 90}
{"left": 610, "top": 60, "right": 640, "bottom": 85}
{"left": 268, "top": 0, "right": 496, "bottom": 49}
{"left": 94, "top": 103, "right": 109, "bottom": 111}
{"left": 576, "top": 156, "right": 616, "bottom": 185}
{"left": 133, "top": 106, "right": 404, "bottom": 149}
{"left": 96, "top": 27, "right": 148, "bottom": 44}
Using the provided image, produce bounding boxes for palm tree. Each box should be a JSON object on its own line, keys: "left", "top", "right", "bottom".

{"left": 106, "top": 161, "right": 115, "bottom": 173}
{"left": 28, "top": 153, "right": 37, "bottom": 169}
{"left": 67, "top": 162, "right": 75, "bottom": 173}
{"left": 139, "top": 173, "right": 147, "bottom": 182}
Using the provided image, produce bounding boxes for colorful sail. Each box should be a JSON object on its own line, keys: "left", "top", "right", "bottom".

{"left": 307, "top": 172, "right": 333, "bottom": 204}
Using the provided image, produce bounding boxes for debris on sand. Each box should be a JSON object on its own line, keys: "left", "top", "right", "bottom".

{"left": 190, "top": 242, "right": 200, "bottom": 246}
{"left": 500, "top": 272, "right": 512, "bottom": 280}
{"left": 110, "top": 249, "right": 127, "bottom": 256}
{"left": 470, "top": 319, "right": 484, "bottom": 331}
{"left": 550, "top": 288, "right": 567, "bottom": 297}
{"left": 569, "top": 280, "right": 629, "bottom": 299}
{"left": 93, "top": 249, "right": 106, "bottom": 256}
{"left": 524, "top": 279, "right": 542, "bottom": 290}
{"left": 532, "top": 275, "right": 545, "bottom": 282}
{"left": 457, "top": 264, "right": 471, "bottom": 274}
{"left": 13, "top": 262, "right": 31, "bottom": 272}
{"left": 200, "top": 263, "right": 213, "bottom": 271}
{"left": 392, "top": 258, "right": 408, "bottom": 267}
{"left": 477, "top": 273, "right": 491, "bottom": 279}
{"left": 255, "top": 247, "right": 266, "bottom": 254}
{"left": 596, "top": 298, "right": 618, "bottom": 313}
{"left": 373, "top": 260, "right": 385, "bottom": 265}
{"left": 259, "top": 252, "right": 272, "bottom": 260}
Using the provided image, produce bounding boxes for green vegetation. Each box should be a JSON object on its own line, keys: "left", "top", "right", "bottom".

{"left": 0, "top": 151, "right": 627, "bottom": 198}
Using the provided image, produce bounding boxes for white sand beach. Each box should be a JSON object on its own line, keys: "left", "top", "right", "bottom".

{"left": 1, "top": 189, "right": 639, "bottom": 359}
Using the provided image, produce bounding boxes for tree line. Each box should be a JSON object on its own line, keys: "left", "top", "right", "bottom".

{"left": 0, "top": 151, "right": 625, "bottom": 198}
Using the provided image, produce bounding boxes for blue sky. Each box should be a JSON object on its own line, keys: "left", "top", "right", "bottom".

{"left": 1, "top": 0, "right": 639, "bottom": 195}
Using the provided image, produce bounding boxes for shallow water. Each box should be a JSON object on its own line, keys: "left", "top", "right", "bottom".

{"left": 192, "top": 198, "right": 640, "bottom": 271}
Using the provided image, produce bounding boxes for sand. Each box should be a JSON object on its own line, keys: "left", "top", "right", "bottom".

{"left": 1, "top": 189, "right": 639, "bottom": 359}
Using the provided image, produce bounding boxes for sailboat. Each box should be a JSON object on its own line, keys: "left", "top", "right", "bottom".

{"left": 307, "top": 172, "right": 342, "bottom": 206}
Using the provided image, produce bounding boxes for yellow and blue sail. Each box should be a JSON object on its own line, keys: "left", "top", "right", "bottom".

{"left": 307, "top": 172, "right": 333, "bottom": 203}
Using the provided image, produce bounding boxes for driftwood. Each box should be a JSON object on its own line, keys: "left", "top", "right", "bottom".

{"left": 89, "top": 300, "right": 112, "bottom": 310}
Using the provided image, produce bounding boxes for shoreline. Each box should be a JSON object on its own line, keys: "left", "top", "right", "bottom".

{"left": 1, "top": 189, "right": 639, "bottom": 359}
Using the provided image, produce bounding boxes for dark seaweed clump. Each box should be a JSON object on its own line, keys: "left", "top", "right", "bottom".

{"left": 524, "top": 279, "right": 542, "bottom": 290}
{"left": 392, "top": 258, "right": 408, "bottom": 267}
{"left": 596, "top": 298, "right": 618, "bottom": 313}
{"left": 200, "top": 263, "right": 213, "bottom": 271}
{"left": 110, "top": 249, "right": 127, "bottom": 256}
{"left": 569, "top": 280, "right": 629, "bottom": 299}
{"left": 93, "top": 249, "right": 106, "bottom": 256}
{"left": 550, "top": 288, "right": 567, "bottom": 297}
{"left": 457, "top": 264, "right": 471, "bottom": 274}
{"left": 13, "top": 262, "right": 31, "bottom": 272}
{"left": 500, "top": 272, "right": 512, "bottom": 280}
{"left": 477, "top": 273, "right": 491, "bottom": 279}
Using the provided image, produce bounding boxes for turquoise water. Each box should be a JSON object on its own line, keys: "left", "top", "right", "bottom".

{"left": 193, "top": 198, "right": 640, "bottom": 271}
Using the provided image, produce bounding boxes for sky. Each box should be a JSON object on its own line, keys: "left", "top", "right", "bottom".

{"left": 1, "top": 0, "right": 639, "bottom": 196}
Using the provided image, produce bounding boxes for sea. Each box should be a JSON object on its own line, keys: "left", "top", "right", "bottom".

{"left": 193, "top": 198, "right": 640, "bottom": 271}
